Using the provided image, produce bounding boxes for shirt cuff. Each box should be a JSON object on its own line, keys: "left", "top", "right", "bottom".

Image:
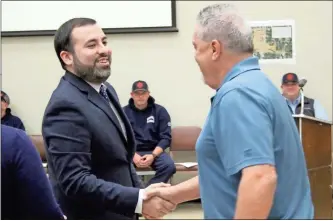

{"left": 157, "top": 140, "right": 169, "bottom": 150}
{"left": 135, "top": 189, "right": 146, "bottom": 214}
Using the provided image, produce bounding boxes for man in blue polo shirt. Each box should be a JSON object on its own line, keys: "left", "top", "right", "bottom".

{"left": 151, "top": 3, "right": 313, "bottom": 220}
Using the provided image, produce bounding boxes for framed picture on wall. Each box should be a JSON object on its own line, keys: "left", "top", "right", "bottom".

{"left": 250, "top": 20, "right": 296, "bottom": 64}
{"left": 2, "top": 1, "right": 178, "bottom": 37}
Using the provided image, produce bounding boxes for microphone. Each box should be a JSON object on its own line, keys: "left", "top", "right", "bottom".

{"left": 298, "top": 78, "right": 307, "bottom": 116}
{"left": 298, "top": 78, "right": 307, "bottom": 88}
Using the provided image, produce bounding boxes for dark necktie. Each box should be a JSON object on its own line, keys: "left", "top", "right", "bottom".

{"left": 99, "top": 85, "right": 127, "bottom": 140}
{"left": 99, "top": 85, "right": 110, "bottom": 102}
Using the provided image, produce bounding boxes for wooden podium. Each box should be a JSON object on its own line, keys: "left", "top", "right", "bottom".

{"left": 293, "top": 114, "right": 332, "bottom": 219}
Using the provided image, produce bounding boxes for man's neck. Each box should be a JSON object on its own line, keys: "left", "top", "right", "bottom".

{"left": 213, "top": 53, "right": 253, "bottom": 90}
{"left": 86, "top": 81, "right": 103, "bottom": 92}
{"left": 285, "top": 94, "right": 300, "bottom": 103}
{"left": 135, "top": 104, "right": 148, "bottom": 110}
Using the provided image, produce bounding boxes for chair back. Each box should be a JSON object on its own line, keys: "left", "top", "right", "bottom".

{"left": 30, "top": 135, "right": 47, "bottom": 162}
{"left": 170, "top": 126, "right": 201, "bottom": 151}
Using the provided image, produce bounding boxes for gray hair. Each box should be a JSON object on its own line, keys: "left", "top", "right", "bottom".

{"left": 1, "top": 90, "right": 10, "bottom": 104}
{"left": 196, "top": 3, "right": 254, "bottom": 54}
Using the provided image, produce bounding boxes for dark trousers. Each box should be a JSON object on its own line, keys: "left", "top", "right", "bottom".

{"left": 137, "top": 151, "right": 176, "bottom": 186}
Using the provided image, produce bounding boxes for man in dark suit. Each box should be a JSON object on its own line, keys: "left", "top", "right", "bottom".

{"left": 42, "top": 17, "right": 175, "bottom": 220}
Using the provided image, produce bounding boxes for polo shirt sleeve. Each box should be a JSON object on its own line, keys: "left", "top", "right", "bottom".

{"left": 211, "top": 88, "right": 275, "bottom": 176}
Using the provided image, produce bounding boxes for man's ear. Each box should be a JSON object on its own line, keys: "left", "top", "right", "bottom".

{"left": 211, "top": 40, "right": 222, "bottom": 61}
{"left": 60, "top": 51, "right": 73, "bottom": 66}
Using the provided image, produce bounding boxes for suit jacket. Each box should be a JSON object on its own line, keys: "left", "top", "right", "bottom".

{"left": 42, "top": 71, "right": 143, "bottom": 220}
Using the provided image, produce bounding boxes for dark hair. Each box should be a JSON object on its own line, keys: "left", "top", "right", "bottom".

{"left": 54, "top": 18, "right": 97, "bottom": 70}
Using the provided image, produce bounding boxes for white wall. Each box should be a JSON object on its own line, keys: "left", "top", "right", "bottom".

{"left": 2, "top": 1, "right": 332, "bottom": 136}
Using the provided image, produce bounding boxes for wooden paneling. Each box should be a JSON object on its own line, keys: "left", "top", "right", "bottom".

{"left": 301, "top": 119, "right": 332, "bottom": 169}
{"left": 295, "top": 117, "right": 332, "bottom": 219}
{"left": 308, "top": 167, "right": 332, "bottom": 219}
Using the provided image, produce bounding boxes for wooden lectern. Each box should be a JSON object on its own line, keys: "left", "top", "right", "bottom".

{"left": 293, "top": 114, "right": 332, "bottom": 219}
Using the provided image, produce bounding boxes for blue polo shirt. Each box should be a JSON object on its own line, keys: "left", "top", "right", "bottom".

{"left": 196, "top": 56, "right": 314, "bottom": 219}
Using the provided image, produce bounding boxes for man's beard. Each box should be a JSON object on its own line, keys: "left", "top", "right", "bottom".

{"left": 73, "top": 54, "right": 111, "bottom": 84}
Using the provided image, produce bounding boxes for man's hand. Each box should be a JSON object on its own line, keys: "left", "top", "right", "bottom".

{"left": 145, "top": 182, "right": 170, "bottom": 194}
{"left": 142, "top": 183, "right": 176, "bottom": 219}
{"left": 145, "top": 176, "right": 201, "bottom": 206}
{"left": 142, "top": 195, "right": 175, "bottom": 219}
{"left": 141, "top": 154, "right": 155, "bottom": 167}
{"left": 145, "top": 185, "right": 176, "bottom": 204}
{"left": 133, "top": 153, "right": 144, "bottom": 168}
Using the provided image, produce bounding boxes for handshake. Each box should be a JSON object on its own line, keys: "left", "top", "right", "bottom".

{"left": 141, "top": 182, "right": 180, "bottom": 219}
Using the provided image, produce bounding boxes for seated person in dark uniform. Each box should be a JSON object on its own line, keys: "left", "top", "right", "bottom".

{"left": 281, "top": 73, "right": 328, "bottom": 120}
{"left": 123, "top": 80, "right": 176, "bottom": 186}
{"left": 1, "top": 90, "right": 25, "bottom": 130}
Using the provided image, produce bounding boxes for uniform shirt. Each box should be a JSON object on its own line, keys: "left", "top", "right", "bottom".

{"left": 196, "top": 56, "right": 314, "bottom": 219}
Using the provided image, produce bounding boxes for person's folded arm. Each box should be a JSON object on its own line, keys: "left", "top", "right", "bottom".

{"left": 212, "top": 88, "right": 277, "bottom": 219}
{"left": 13, "top": 129, "right": 64, "bottom": 219}
{"left": 42, "top": 98, "right": 140, "bottom": 214}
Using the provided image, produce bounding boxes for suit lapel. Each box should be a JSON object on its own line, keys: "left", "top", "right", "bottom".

{"left": 106, "top": 86, "right": 136, "bottom": 153}
{"left": 87, "top": 92, "right": 128, "bottom": 143}
{"left": 63, "top": 72, "right": 127, "bottom": 145}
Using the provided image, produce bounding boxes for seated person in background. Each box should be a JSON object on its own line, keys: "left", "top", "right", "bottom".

{"left": 123, "top": 80, "right": 176, "bottom": 186}
{"left": 1, "top": 125, "right": 65, "bottom": 220}
{"left": 281, "top": 73, "right": 329, "bottom": 120}
{"left": 1, "top": 90, "right": 25, "bottom": 130}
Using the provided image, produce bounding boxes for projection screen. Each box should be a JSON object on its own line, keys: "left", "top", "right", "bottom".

{"left": 2, "top": 1, "right": 178, "bottom": 37}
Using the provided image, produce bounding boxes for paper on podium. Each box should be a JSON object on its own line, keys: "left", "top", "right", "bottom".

{"left": 175, "top": 162, "right": 198, "bottom": 168}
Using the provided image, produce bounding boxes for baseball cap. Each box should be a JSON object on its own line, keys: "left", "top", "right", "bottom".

{"left": 132, "top": 80, "right": 149, "bottom": 92}
{"left": 1, "top": 90, "right": 10, "bottom": 104}
{"left": 282, "top": 73, "right": 299, "bottom": 84}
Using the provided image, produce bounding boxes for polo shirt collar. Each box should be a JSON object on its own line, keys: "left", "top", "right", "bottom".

{"left": 211, "top": 56, "right": 260, "bottom": 104}
{"left": 217, "top": 56, "right": 260, "bottom": 91}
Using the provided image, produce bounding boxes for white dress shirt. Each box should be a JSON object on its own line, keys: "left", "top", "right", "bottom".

{"left": 86, "top": 81, "right": 145, "bottom": 214}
